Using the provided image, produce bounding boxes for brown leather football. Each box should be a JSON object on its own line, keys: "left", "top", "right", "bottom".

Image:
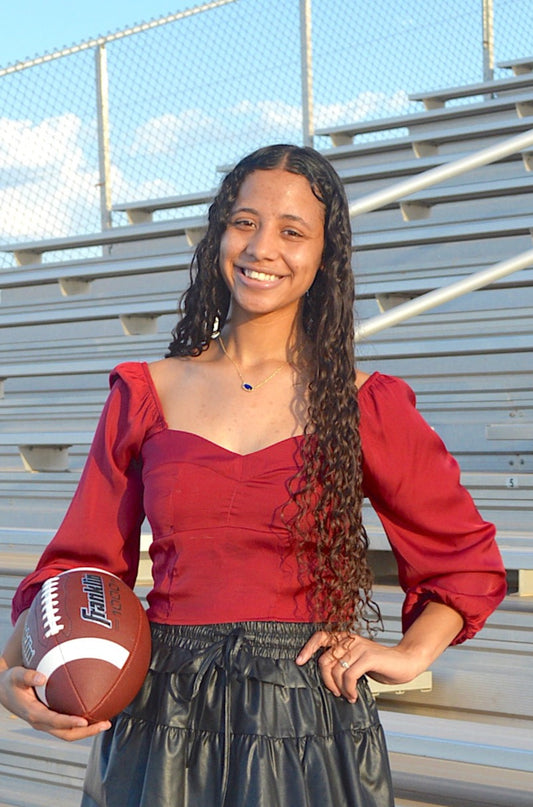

{"left": 23, "top": 567, "right": 151, "bottom": 723}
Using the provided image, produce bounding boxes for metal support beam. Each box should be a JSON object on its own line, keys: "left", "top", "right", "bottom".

{"left": 299, "top": 0, "right": 314, "bottom": 147}
{"left": 482, "top": 0, "right": 495, "bottom": 82}
{"left": 95, "top": 44, "right": 112, "bottom": 232}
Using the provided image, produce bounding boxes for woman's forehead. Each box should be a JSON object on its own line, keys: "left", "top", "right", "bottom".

{"left": 233, "top": 169, "right": 325, "bottom": 220}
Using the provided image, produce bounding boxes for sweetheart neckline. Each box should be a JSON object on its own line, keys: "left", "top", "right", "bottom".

{"left": 157, "top": 428, "right": 303, "bottom": 458}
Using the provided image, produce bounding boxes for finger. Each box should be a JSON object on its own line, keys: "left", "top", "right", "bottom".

{"left": 25, "top": 700, "right": 112, "bottom": 737}
{"left": 7, "top": 666, "right": 45, "bottom": 689}
{"left": 29, "top": 705, "right": 89, "bottom": 729}
{"left": 48, "top": 721, "right": 112, "bottom": 742}
{"left": 320, "top": 650, "right": 362, "bottom": 703}
{"left": 22, "top": 669, "right": 48, "bottom": 690}
{"left": 339, "top": 664, "right": 361, "bottom": 703}
{"left": 9, "top": 673, "right": 91, "bottom": 731}
{"left": 295, "top": 631, "right": 330, "bottom": 665}
{"left": 335, "top": 658, "right": 361, "bottom": 702}
{"left": 1, "top": 666, "right": 108, "bottom": 738}
{"left": 317, "top": 655, "right": 343, "bottom": 697}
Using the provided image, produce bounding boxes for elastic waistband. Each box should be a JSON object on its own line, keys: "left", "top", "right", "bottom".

{"left": 150, "top": 620, "right": 320, "bottom": 659}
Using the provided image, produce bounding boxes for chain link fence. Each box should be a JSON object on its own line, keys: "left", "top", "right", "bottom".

{"left": 0, "top": 0, "right": 531, "bottom": 268}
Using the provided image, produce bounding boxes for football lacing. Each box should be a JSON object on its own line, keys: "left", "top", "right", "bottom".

{"left": 40, "top": 576, "right": 65, "bottom": 638}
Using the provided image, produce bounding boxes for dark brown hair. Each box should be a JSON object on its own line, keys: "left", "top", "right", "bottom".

{"left": 168, "top": 144, "right": 378, "bottom": 633}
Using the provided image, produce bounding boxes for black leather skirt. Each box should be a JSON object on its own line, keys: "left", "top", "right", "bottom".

{"left": 81, "top": 621, "right": 394, "bottom": 807}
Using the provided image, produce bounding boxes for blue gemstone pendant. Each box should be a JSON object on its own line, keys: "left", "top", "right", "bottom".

{"left": 242, "top": 382, "right": 254, "bottom": 391}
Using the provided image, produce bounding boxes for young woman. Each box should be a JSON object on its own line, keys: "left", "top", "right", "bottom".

{"left": 0, "top": 144, "right": 506, "bottom": 806}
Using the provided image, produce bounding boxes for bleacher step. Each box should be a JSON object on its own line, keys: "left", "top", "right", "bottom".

{"left": 389, "top": 750, "right": 533, "bottom": 807}
{"left": 394, "top": 801, "right": 446, "bottom": 807}
{"left": 0, "top": 710, "right": 89, "bottom": 805}
{"left": 382, "top": 710, "right": 533, "bottom": 772}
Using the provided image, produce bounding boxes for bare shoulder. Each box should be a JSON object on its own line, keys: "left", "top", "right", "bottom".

{"left": 148, "top": 344, "right": 219, "bottom": 392}
{"left": 147, "top": 356, "right": 188, "bottom": 392}
{"left": 355, "top": 370, "right": 371, "bottom": 390}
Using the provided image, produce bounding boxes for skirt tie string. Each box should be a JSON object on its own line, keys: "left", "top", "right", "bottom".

{"left": 185, "top": 626, "right": 247, "bottom": 806}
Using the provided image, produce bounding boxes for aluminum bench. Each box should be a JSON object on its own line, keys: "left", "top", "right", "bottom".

{"left": 498, "top": 57, "right": 533, "bottom": 75}
{"left": 316, "top": 90, "right": 533, "bottom": 145}
{"left": 0, "top": 431, "right": 93, "bottom": 472}
{"left": 322, "top": 116, "right": 533, "bottom": 164}
{"left": 409, "top": 72, "right": 533, "bottom": 110}
{"left": 112, "top": 187, "right": 216, "bottom": 223}
{"left": 0, "top": 252, "right": 191, "bottom": 295}
{"left": 2, "top": 215, "right": 207, "bottom": 266}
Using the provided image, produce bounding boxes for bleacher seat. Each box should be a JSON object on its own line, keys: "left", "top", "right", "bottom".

{"left": 316, "top": 89, "right": 533, "bottom": 145}
{"left": 498, "top": 57, "right": 533, "bottom": 75}
{"left": 112, "top": 187, "right": 215, "bottom": 223}
{"left": 409, "top": 71, "right": 533, "bottom": 109}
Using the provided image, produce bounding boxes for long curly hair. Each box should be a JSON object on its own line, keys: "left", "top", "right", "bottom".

{"left": 168, "top": 144, "right": 378, "bottom": 634}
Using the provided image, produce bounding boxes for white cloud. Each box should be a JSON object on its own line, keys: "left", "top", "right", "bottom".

{"left": 0, "top": 113, "right": 84, "bottom": 170}
{"left": 315, "top": 90, "right": 410, "bottom": 127}
{"left": 0, "top": 113, "right": 102, "bottom": 242}
{"left": 254, "top": 100, "right": 303, "bottom": 131}
{"left": 0, "top": 111, "right": 197, "bottom": 246}
{"left": 228, "top": 99, "right": 301, "bottom": 133}
{"left": 130, "top": 109, "right": 218, "bottom": 155}
{"left": 227, "top": 90, "right": 411, "bottom": 138}
{"left": 0, "top": 170, "right": 102, "bottom": 242}
{"left": 228, "top": 90, "right": 411, "bottom": 133}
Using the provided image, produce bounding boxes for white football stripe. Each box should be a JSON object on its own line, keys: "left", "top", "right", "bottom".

{"left": 35, "top": 638, "right": 129, "bottom": 707}
{"left": 58, "top": 567, "right": 119, "bottom": 580}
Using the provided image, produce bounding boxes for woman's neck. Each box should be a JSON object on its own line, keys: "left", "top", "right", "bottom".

{"left": 220, "top": 311, "right": 302, "bottom": 367}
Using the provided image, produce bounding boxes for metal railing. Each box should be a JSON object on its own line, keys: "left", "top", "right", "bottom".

{"left": 0, "top": 1, "right": 238, "bottom": 75}
{"left": 352, "top": 128, "right": 533, "bottom": 341}
{"left": 355, "top": 247, "right": 533, "bottom": 341}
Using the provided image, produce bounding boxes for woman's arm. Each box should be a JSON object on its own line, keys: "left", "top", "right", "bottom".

{"left": 359, "top": 374, "right": 506, "bottom": 645}
{"left": 3, "top": 366, "right": 152, "bottom": 740}
{"left": 11, "top": 367, "right": 147, "bottom": 625}
{"left": 0, "top": 611, "right": 111, "bottom": 741}
{"left": 296, "top": 600, "right": 463, "bottom": 702}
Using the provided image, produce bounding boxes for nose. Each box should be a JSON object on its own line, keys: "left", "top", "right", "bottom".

{"left": 244, "top": 224, "right": 278, "bottom": 261}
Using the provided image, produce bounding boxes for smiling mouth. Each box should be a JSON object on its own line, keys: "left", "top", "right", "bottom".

{"left": 241, "top": 266, "right": 281, "bottom": 282}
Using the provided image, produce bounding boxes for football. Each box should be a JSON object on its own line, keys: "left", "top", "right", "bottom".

{"left": 22, "top": 567, "right": 152, "bottom": 723}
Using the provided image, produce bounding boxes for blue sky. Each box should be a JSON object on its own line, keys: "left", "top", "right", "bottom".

{"left": 2, "top": 1, "right": 191, "bottom": 66}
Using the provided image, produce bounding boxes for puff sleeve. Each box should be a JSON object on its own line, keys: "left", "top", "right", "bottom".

{"left": 11, "top": 362, "right": 163, "bottom": 623}
{"left": 359, "top": 374, "right": 507, "bottom": 644}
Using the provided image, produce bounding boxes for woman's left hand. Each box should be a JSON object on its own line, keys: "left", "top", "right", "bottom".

{"left": 295, "top": 630, "right": 424, "bottom": 703}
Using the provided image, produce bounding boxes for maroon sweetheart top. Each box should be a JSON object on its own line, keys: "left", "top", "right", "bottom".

{"left": 12, "top": 362, "right": 506, "bottom": 643}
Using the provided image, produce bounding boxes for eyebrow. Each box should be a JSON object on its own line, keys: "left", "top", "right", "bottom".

{"left": 231, "top": 206, "right": 312, "bottom": 227}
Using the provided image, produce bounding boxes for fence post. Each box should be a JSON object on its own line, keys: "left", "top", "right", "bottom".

{"left": 482, "top": 0, "right": 494, "bottom": 82}
{"left": 95, "top": 43, "right": 112, "bottom": 232}
{"left": 299, "top": 0, "right": 314, "bottom": 147}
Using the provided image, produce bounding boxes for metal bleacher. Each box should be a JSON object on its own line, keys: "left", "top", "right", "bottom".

{"left": 1, "top": 60, "right": 533, "bottom": 807}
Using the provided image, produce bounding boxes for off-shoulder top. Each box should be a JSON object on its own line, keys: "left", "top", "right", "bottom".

{"left": 12, "top": 362, "right": 506, "bottom": 644}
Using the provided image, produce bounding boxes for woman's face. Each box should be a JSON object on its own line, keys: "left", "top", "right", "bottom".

{"left": 219, "top": 168, "right": 325, "bottom": 322}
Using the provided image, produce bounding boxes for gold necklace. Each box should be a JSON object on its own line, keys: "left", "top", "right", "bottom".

{"left": 218, "top": 335, "right": 286, "bottom": 392}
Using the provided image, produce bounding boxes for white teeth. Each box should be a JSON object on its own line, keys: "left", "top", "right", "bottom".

{"left": 242, "top": 267, "right": 279, "bottom": 282}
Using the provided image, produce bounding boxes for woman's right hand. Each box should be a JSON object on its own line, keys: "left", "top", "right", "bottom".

{"left": 1, "top": 605, "right": 111, "bottom": 741}
{"left": 0, "top": 659, "right": 111, "bottom": 741}
{"left": 0, "top": 658, "right": 111, "bottom": 741}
